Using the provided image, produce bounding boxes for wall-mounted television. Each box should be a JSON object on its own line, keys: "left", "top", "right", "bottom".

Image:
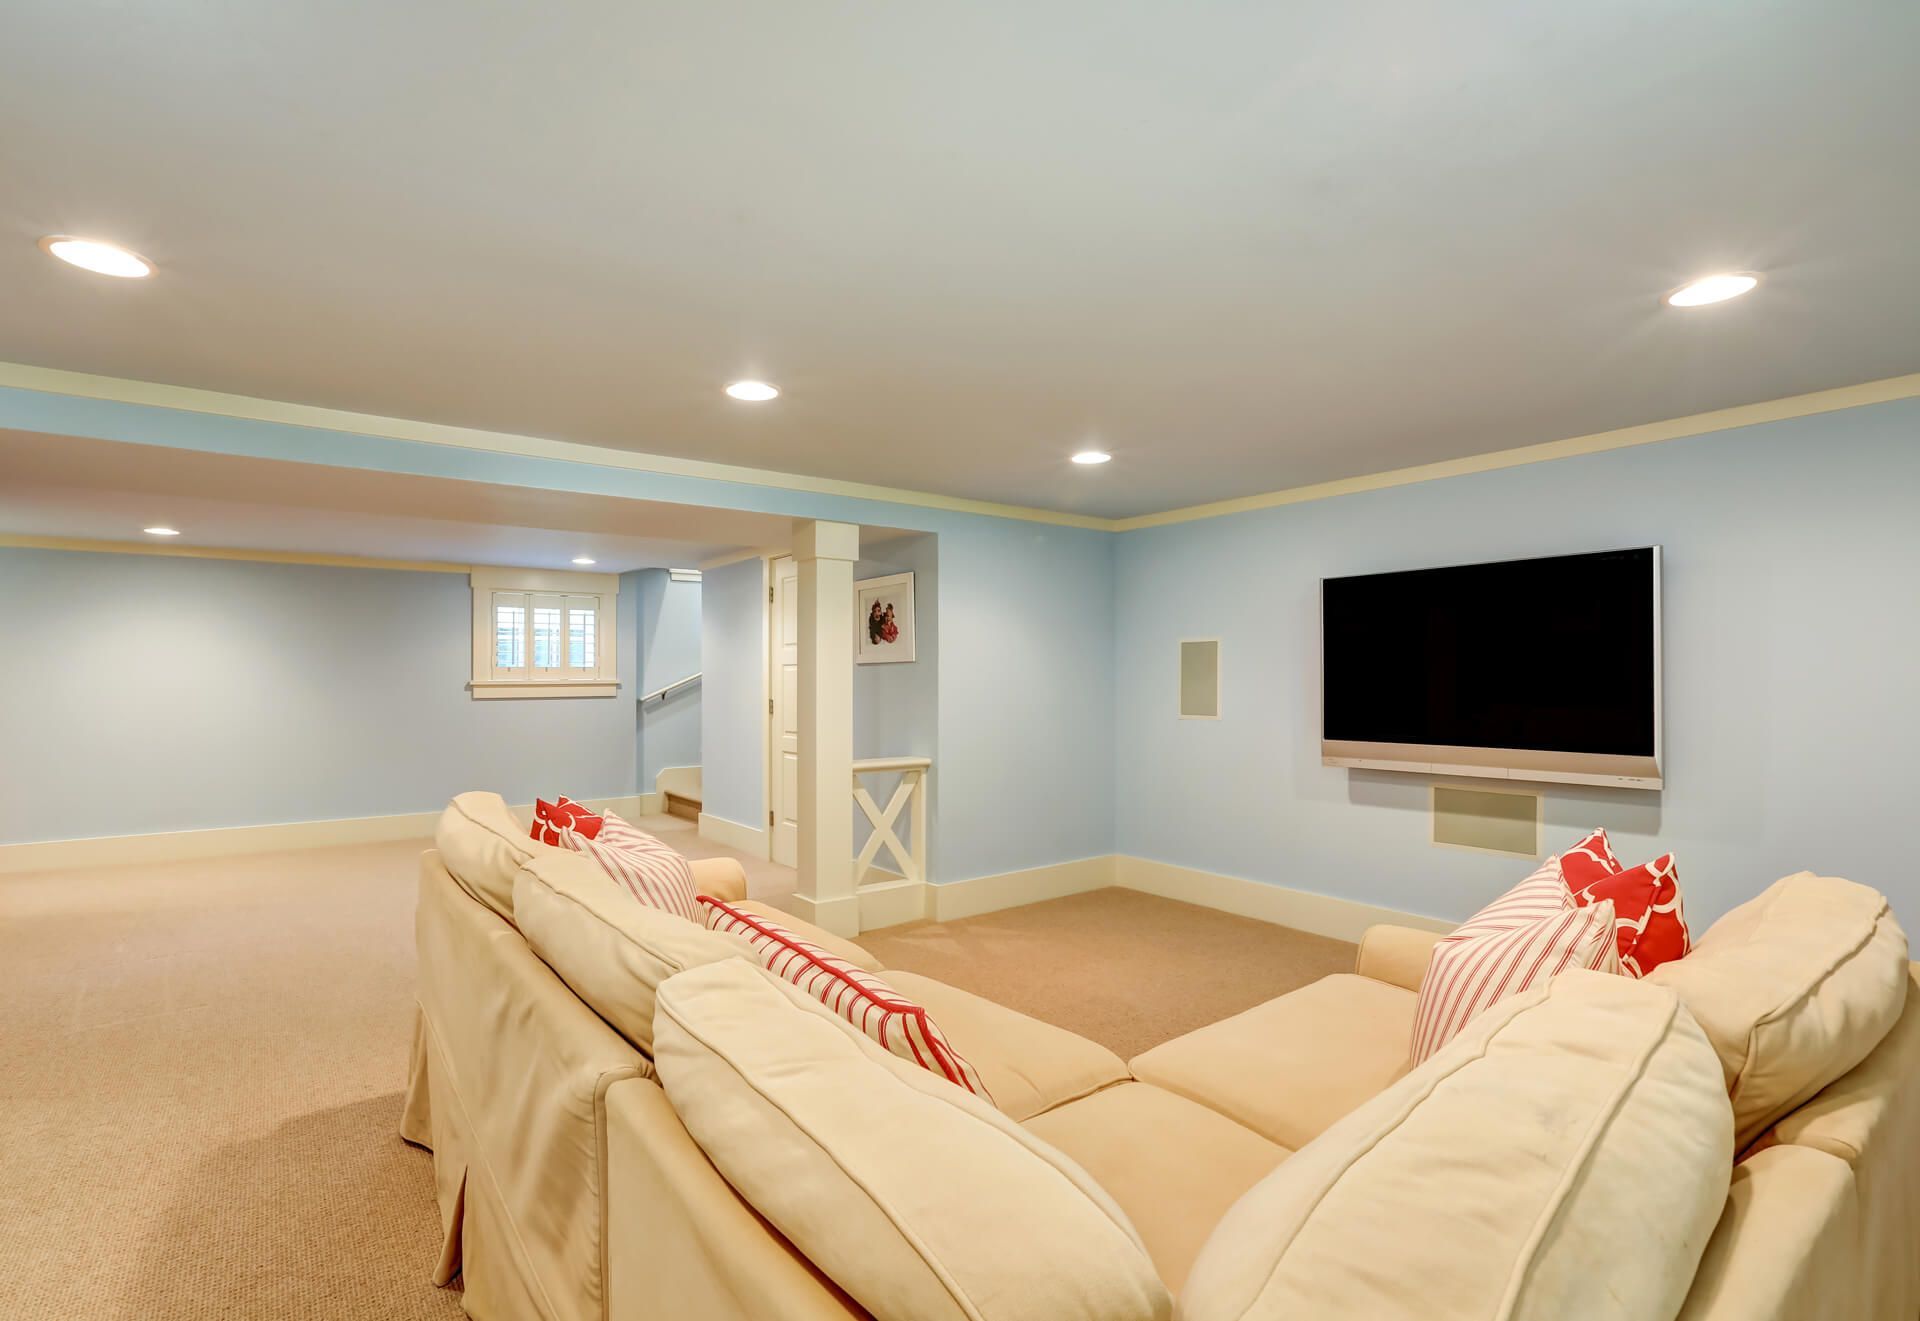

{"left": 1322, "top": 547, "right": 1661, "bottom": 789}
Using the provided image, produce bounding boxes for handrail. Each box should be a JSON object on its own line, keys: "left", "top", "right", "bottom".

{"left": 638, "top": 671, "right": 702, "bottom": 704}
{"left": 851, "top": 756, "right": 932, "bottom": 774}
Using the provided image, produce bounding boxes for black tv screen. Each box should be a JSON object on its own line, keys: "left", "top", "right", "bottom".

{"left": 1322, "top": 548, "right": 1658, "bottom": 757}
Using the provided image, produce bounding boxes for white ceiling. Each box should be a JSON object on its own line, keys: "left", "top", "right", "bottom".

{"left": 0, "top": 430, "right": 796, "bottom": 571}
{"left": 3, "top": 2, "right": 1917, "bottom": 519}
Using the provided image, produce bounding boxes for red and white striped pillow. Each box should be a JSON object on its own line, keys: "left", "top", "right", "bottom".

{"left": 531, "top": 795, "right": 605, "bottom": 845}
{"left": 699, "top": 897, "right": 992, "bottom": 1101}
{"left": 1559, "top": 828, "right": 1691, "bottom": 978}
{"left": 1410, "top": 859, "right": 1620, "bottom": 1064}
{"left": 558, "top": 811, "right": 698, "bottom": 921}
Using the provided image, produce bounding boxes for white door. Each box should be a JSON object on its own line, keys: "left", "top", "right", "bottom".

{"left": 769, "top": 555, "right": 800, "bottom": 867}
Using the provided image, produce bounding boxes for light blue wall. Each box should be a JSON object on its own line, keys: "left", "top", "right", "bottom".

{"left": 0, "top": 385, "right": 1120, "bottom": 884}
{"left": 699, "top": 557, "right": 767, "bottom": 832}
{"left": 853, "top": 535, "right": 939, "bottom": 860}
{"left": 633, "top": 568, "right": 702, "bottom": 792}
{"left": 0, "top": 550, "right": 640, "bottom": 845}
{"left": 1113, "top": 397, "right": 1920, "bottom": 931}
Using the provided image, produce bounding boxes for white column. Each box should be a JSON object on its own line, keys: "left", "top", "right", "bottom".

{"left": 789, "top": 519, "right": 860, "bottom": 936}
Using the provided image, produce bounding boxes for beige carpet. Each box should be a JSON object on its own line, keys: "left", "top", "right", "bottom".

{"left": 2, "top": 831, "right": 1350, "bottom": 1316}
{"left": 862, "top": 888, "right": 1357, "bottom": 1059}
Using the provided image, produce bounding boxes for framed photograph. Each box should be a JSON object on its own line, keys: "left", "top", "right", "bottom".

{"left": 855, "top": 572, "right": 915, "bottom": 664}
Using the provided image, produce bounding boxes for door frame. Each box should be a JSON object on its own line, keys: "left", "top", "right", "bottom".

{"left": 765, "top": 553, "right": 797, "bottom": 868}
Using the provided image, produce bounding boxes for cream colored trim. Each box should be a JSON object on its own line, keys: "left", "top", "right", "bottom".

{"left": 856, "top": 876, "right": 929, "bottom": 930}
{"left": 928, "top": 855, "right": 1119, "bottom": 921}
{"left": 0, "top": 360, "right": 1110, "bottom": 531}
{"left": 6, "top": 361, "right": 1914, "bottom": 534}
{"left": 0, "top": 793, "right": 647, "bottom": 876}
{"left": 633, "top": 791, "right": 665, "bottom": 817}
{"left": 697, "top": 811, "right": 770, "bottom": 860}
{"left": 469, "top": 681, "right": 620, "bottom": 699}
{"left": 0, "top": 533, "right": 471, "bottom": 574}
{"left": 1114, "top": 372, "right": 1920, "bottom": 530}
{"left": 1112, "top": 856, "right": 1455, "bottom": 941}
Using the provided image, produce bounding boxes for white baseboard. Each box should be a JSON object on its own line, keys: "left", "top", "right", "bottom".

{"left": 920, "top": 853, "right": 1451, "bottom": 942}
{"left": 928, "top": 855, "right": 1118, "bottom": 922}
{"left": 698, "top": 812, "right": 770, "bottom": 860}
{"left": 857, "top": 877, "right": 929, "bottom": 930}
{"left": 0, "top": 792, "right": 647, "bottom": 876}
{"left": 1112, "top": 856, "right": 1453, "bottom": 943}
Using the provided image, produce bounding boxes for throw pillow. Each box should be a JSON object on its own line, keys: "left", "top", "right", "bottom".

{"left": 1560, "top": 827, "right": 1692, "bottom": 978}
{"left": 699, "top": 896, "right": 992, "bottom": 1101}
{"left": 1410, "top": 859, "right": 1620, "bottom": 1063}
{"left": 531, "top": 795, "right": 605, "bottom": 845}
{"left": 558, "top": 811, "right": 698, "bottom": 921}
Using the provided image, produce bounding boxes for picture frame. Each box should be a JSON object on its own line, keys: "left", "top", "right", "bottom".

{"left": 855, "top": 572, "right": 915, "bottom": 664}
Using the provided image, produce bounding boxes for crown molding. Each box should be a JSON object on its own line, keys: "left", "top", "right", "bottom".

{"left": 5, "top": 360, "right": 1917, "bottom": 536}
{"left": 0, "top": 361, "right": 1111, "bottom": 532}
{"left": 1113, "top": 371, "right": 1920, "bottom": 531}
{"left": 0, "top": 533, "right": 471, "bottom": 573}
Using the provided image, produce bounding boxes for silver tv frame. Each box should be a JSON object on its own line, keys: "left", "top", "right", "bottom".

{"left": 1320, "top": 546, "right": 1662, "bottom": 790}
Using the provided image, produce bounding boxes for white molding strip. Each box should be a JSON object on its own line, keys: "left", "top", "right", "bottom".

{"left": 0, "top": 794, "right": 646, "bottom": 876}
{"left": 0, "top": 361, "right": 1109, "bottom": 532}
{"left": 929, "top": 855, "right": 1118, "bottom": 921}
{"left": 1113, "top": 372, "right": 1920, "bottom": 531}
{"left": 0, "top": 533, "right": 472, "bottom": 575}
{"left": 922, "top": 853, "right": 1455, "bottom": 941}
{"left": 6, "top": 361, "right": 1918, "bottom": 534}
{"left": 697, "top": 811, "right": 770, "bottom": 860}
{"left": 857, "top": 876, "right": 929, "bottom": 930}
{"left": 1112, "top": 856, "right": 1455, "bottom": 942}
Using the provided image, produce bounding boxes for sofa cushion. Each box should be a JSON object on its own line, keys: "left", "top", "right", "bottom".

{"left": 1411, "top": 859, "right": 1619, "bottom": 1062}
{"left": 1128, "top": 973, "right": 1415, "bottom": 1149}
{"left": 1179, "top": 970, "right": 1733, "bottom": 1321}
{"left": 1561, "top": 828, "right": 1691, "bottom": 978}
{"left": 435, "top": 791, "right": 552, "bottom": 921}
{"left": 513, "top": 851, "right": 753, "bottom": 1055}
{"left": 561, "top": 811, "right": 699, "bottom": 920}
{"left": 726, "top": 900, "right": 881, "bottom": 971}
{"left": 884, "top": 970, "right": 1129, "bottom": 1121}
{"left": 700, "top": 898, "right": 991, "bottom": 1099}
{"left": 1648, "top": 872, "right": 1908, "bottom": 1150}
{"left": 532, "top": 795, "right": 604, "bottom": 844}
{"left": 653, "top": 960, "right": 1173, "bottom": 1321}
{"left": 1023, "top": 1082, "right": 1288, "bottom": 1292}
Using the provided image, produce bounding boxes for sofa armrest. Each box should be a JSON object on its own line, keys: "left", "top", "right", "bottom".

{"left": 1355, "top": 925, "right": 1444, "bottom": 991}
{"left": 689, "top": 856, "right": 748, "bottom": 903}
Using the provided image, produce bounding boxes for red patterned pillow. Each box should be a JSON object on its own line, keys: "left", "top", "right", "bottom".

{"left": 1560, "top": 829, "right": 1690, "bottom": 978}
{"left": 1410, "top": 860, "right": 1621, "bottom": 1063}
{"left": 559, "top": 812, "right": 697, "bottom": 920}
{"left": 531, "top": 795, "right": 605, "bottom": 845}
{"left": 699, "top": 897, "right": 992, "bottom": 1101}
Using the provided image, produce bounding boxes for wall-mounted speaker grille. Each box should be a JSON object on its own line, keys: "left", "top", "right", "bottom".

{"left": 1179, "top": 640, "right": 1220, "bottom": 719}
{"left": 1432, "top": 785, "right": 1539, "bottom": 857}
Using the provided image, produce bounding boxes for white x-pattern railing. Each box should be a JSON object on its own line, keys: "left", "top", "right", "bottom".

{"left": 851, "top": 756, "right": 930, "bottom": 887}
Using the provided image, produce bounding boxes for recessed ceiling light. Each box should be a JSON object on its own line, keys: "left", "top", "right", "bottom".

{"left": 572, "top": 556, "right": 597, "bottom": 565}
{"left": 1666, "top": 272, "right": 1759, "bottom": 308}
{"left": 1071, "top": 450, "right": 1112, "bottom": 465}
{"left": 725, "top": 380, "right": 779, "bottom": 402}
{"left": 39, "top": 235, "right": 153, "bottom": 279}
{"left": 143, "top": 526, "right": 181, "bottom": 537}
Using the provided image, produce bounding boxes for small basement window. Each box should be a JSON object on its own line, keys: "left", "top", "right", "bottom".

{"left": 470, "top": 568, "right": 619, "bottom": 698}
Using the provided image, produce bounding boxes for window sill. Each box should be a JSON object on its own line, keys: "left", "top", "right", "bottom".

{"left": 469, "top": 681, "right": 621, "bottom": 700}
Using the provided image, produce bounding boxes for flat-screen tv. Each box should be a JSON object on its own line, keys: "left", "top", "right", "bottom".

{"left": 1322, "top": 547, "right": 1661, "bottom": 788}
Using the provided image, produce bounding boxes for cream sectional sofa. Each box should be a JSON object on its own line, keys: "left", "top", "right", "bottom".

{"left": 404, "top": 793, "right": 1920, "bottom": 1321}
